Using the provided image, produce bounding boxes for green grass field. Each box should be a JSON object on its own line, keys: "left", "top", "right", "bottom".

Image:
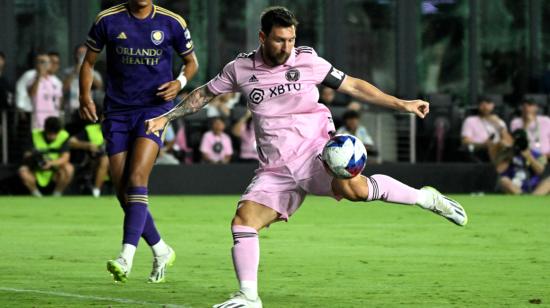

{"left": 0, "top": 195, "right": 548, "bottom": 307}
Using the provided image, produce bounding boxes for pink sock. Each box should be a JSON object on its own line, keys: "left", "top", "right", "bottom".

{"left": 231, "top": 225, "right": 259, "bottom": 284}
{"left": 366, "top": 174, "right": 421, "bottom": 205}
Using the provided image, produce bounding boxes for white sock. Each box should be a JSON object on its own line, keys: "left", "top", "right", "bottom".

{"left": 120, "top": 243, "right": 136, "bottom": 267}
{"left": 151, "top": 239, "right": 170, "bottom": 256}
{"left": 31, "top": 189, "right": 42, "bottom": 197}
{"left": 416, "top": 189, "right": 433, "bottom": 209}
{"left": 52, "top": 191, "right": 62, "bottom": 197}
{"left": 240, "top": 280, "right": 258, "bottom": 300}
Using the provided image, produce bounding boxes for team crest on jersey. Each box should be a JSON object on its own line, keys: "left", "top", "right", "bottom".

{"left": 285, "top": 68, "right": 300, "bottom": 82}
{"left": 151, "top": 30, "right": 164, "bottom": 45}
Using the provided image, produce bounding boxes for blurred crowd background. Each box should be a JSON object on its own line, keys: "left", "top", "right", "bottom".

{"left": 0, "top": 0, "right": 549, "bottom": 196}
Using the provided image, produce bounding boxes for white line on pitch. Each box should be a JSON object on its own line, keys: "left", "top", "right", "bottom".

{"left": 0, "top": 287, "right": 191, "bottom": 307}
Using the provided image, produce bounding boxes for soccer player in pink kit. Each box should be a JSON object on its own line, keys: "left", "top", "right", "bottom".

{"left": 146, "top": 7, "right": 467, "bottom": 307}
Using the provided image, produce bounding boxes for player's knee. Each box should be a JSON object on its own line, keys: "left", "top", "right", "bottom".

{"left": 128, "top": 170, "right": 148, "bottom": 186}
{"left": 337, "top": 176, "right": 369, "bottom": 202}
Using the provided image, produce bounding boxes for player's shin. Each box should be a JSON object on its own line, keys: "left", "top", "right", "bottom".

{"left": 232, "top": 225, "right": 260, "bottom": 300}
{"left": 121, "top": 186, "right": 150, "bottom": 263}
{"left": 364, "top": 174, "right": 426, "bottom": 205}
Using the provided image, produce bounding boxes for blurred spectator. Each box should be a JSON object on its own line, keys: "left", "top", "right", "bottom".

{"left": 206, "top": 92, "right": 240, "bottom": 118}
{"left": 510, "top": 98, "right": 550, "bottom": 160}
{"left": 0, "top": 51, "right": 13, "bottom": 110}
{"left": 155, "top": 123, "right": 180, "bottom": 165}
{"left": 319, "top": 86, "right": 336, "bottom": 105}
{"left": 232, "top": 110, "right": 258, "bottom": 163}
{"left": 18, "top": 116, "right": 73, "bottom": 197}
{"left": 495, "top": 129, "right": 550, "bottom": 195}
{"left": 346, "top": 100, "right": 362, "bottom": 111}
{"left": 63, "top": 44, "right": 103, "bottom": 125}
{"left": 336, "top": 110, "right": 378, "bottom": 160}
{"left": 26, "top": 52, "right": 63, "bottom": 130}
{"left": 172, "top": 119, "right": 194, "bottom": 164}
{"left": 200, "top": 117, "right": 233, "bottom": 164}
{"left": 461, "top": 96, "right": 512, "bottom": 162}
{"left": 68, "top": 122, "right": 109, "bottom": 197}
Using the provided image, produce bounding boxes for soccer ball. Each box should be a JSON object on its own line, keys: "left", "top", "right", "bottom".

{"left": 321, "top": 134, "right": 367, "bottom": 179}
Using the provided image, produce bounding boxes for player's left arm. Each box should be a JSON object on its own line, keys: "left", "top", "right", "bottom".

{"left": 337, "top": 76, "right": 430, "bottom": 119}
{"left": 157, "top": 52, "right": 199, "bottom": 101}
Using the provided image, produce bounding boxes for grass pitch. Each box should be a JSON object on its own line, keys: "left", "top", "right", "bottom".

{"left": 0, "top": 195, "right": 548, "bottom": 307}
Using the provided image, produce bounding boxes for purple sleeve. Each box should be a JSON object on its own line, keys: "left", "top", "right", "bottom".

{"left": 311, "top": 52, "right": 346, "bottom": 89}
{"left": 86, "top": 18, "right": 107, "bottom": 53}
{"left": 206, "top": 61, "right": 237, "bottom": 95}
{"left": 170, "top": 16, "right": 194, "bottom": 56}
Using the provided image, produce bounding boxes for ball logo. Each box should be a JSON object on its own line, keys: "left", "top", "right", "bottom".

{"left": 285, "top": 68, "right": 300, "bottom": 82}
{"left": 151, "top": 30, "right": 164, "bottom": 45}
{"left": 249, "top": 88, "right": 265, "bottom": 104}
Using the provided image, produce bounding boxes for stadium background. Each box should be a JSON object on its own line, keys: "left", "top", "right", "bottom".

{"left": 1, "top": 0, "right": 549, "bottom": 194}
{"left": 0, "top": 1, "right": 548, "bottom": 307}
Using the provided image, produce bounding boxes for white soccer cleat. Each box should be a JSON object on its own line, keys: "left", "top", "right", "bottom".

{"left": 420, "top": 186, "right": 468, "bottom": 226}
{"left": 106, "top": 257, "right": 130, "bottom": 283}
{"left": 213, "top": 291, "right": 263, "bottom": 308}
{"left": 147, "top": 246, "right": 176, "bottom": 283}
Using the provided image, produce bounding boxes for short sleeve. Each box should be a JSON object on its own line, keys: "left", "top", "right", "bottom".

{"left": 207, "top": 61, "right": 237, "bottom": 95}
{"left": 224, "top": 134, "right": 234, "bottom": 156}
{"left": 310, "top": 52, "right": 346, "bottom": 89}
{"left": 199, "top": 132, "right": 211, "bottom": 154}
{"left": 510, "top": 118, "right": 521, "bottom": 132}
{"left": 170, "top": 15, "right": 194, "bottom": 56}
{"left": 461, "top": 117, "right": 474, "bottom": 139}
{"left": 86, "top": 18, "right": 107, "bottom": 53}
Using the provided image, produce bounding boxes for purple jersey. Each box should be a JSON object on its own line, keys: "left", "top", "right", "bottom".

{"left": 86, "top": 3, "right": 194, "bottom": 115}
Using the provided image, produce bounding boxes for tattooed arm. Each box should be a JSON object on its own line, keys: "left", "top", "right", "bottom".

{"left": 145, "top": 85, "right": 217, "bottom": 134}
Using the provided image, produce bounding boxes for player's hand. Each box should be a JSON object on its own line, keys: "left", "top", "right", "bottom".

{"left": 88, "top": 143, "right": 99, "bottom": 153}
{"left": 404, "top": 100, "right": 430, "bottom": 119}
{"left": 79, "top": 96, "right": 98, "bottom": 122}
{"left": 157, "top": 81, "right": 181, "bottom": 101}
{"left": 145, "top": 116, "right": 168, "bottom": 135}
{"left": 42, "top": 160, "right": 53, "bottom": 170}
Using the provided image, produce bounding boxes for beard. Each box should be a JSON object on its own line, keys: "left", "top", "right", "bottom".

{"left": 265, "top": 49, "right": 290, "bottom": 66}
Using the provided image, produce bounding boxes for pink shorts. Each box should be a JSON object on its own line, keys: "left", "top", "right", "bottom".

{"left": 239, "top": 145, "right": 341, "bottom": 220}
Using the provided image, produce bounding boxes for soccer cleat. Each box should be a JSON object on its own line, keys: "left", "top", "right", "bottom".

{"left": 147, "top": 246, "right": 176, "bottom": 283}
{"left": 213, "top": 291, "right": 263, "bottom": 308}
{"left": 106, "top": 257, "right": 130, "bottom": 283}
{"left": 420, "top": 186, "right": 468, "bottom": 226}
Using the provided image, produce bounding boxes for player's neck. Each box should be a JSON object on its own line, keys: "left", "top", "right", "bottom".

{"left": 259, "top": 46, "right": 276, "bottom": 67}
{"left": 128, "top": 2, "right": 153, "bottom": 20}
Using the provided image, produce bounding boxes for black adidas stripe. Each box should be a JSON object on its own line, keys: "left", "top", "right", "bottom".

{"left": 369, "top": 177, "right": 379, "bottom": 199}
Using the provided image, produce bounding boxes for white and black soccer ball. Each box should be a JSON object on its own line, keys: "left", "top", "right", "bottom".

{"left": 321, "top": 134, "right": 367, "bottom": 179}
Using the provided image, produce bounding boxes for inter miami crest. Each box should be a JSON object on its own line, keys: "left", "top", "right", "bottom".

{"left": 285, "top": 68, "right": 300, "bottom": 82}
{"left": 151, "top": 30, "right": 164, "bottom": 45}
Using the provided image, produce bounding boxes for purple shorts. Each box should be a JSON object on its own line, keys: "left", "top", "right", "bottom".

{"left": 101, "top": 110, "right": 165, "bottom": 156}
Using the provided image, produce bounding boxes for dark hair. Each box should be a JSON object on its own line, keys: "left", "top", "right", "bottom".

{"left": 0, "top": 51, "right": 5, "bottom": 59}
{"left": 260, "top": 6, "right": 298, "bottom": 35}
{"left": 520, "top": 97, "right": 538, "bottom": 105}
{"left": 477, "top": 95, "right": 493, "bottom": 104}
{"left": 209, "top": 116, "right": 226, "bottom": 126}
{"left": 342, "top": 110, "right": 360, "bottom": 121}
{"left": 44, "top": 117, "right": 62, "bottom": 133}
{"left": 47, "top": 51, "right": 60, "bottom": 58}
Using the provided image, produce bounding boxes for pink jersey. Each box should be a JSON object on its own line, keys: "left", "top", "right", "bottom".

{"left": 239, "top": 124, "right": 258, "bottom": 160}
{"left": 461, "top": 115, "right": 506, "bottom": 144}
{"left": 206, "top": 47, "right": 345, "bottom": 168}
{"left": 510, "top": 116, "right": 550, "bottom": 155}
{"left": 28, "top": 75, "right": 63, "bottom": 129}
{"left": 200, "top": 131, "right": 233, "bottom": 163}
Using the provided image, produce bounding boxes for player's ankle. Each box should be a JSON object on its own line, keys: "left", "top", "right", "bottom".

{"left": 240, "top": 280, "right": 258, "bottom": 299}
{"left": 151, "top": 239, "right": 170, "bottom": 256}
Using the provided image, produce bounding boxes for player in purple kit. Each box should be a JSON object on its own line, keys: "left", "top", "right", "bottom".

{"left": 146, "top": 7, "right": 467, "bottom": 307}
{"left": 79, "top": 0, "right": 198, "bottom": 283}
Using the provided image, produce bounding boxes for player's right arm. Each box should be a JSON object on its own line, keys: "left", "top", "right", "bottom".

{"left": 146, "top": 59, "right": 238, "bottom": 135}
{"left": 79, "top": 49, "right": 99, "bottom": 122}
{"left": 145, "top": 85, "right": 217, "bottom": 134}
